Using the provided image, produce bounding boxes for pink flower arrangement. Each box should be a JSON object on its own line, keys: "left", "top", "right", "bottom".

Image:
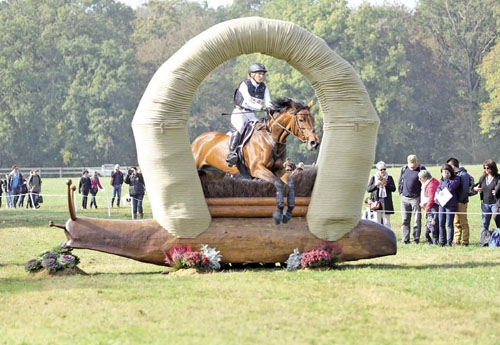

{"left": 296, "top": 242, "right": 342, "bottom": 270}
{"left": 183, "top": 251, "right": 210, "bottom": 270}
{"left": 163, "top": 244, "right": 220, "bottom": 272}
{"left": 300, "top": 248, "right": 332, "bottom": 268}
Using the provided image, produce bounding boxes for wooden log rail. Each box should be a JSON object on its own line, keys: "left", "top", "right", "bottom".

{"left": 206, "top": 197, "right": 310, "bottom": 218}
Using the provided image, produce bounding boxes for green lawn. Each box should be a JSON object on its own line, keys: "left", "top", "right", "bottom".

{"left": 1, "top": 169, "right": 499, "bottom": 345}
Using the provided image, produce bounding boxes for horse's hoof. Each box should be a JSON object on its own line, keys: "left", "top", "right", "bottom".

{"left": 273, "top": 211, "right": 283, "bottom": 225}
{"left": 282, "top": 211, "right": 292, "bottom": 224}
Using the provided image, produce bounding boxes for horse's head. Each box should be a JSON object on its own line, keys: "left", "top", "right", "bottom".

{"left": 269, "top": 98, "right": 320, "bottom": 151}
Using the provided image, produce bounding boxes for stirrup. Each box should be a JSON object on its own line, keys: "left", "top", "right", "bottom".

{"left": 226, "top": 153, "right": 238, "bottom": 167}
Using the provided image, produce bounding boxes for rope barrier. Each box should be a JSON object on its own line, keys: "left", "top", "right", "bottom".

{"left": 1, "top": 192, "right": 495, "bottom": 215}
{"left": 0, "top": 192, "right": 150, "bottom": 219}
{"left": 370, "top": 209, "right": 494, "bottom": 216}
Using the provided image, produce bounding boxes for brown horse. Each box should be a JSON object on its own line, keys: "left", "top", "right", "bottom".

{"left": 191, "top": 97, "right": 320, "bottom": 224}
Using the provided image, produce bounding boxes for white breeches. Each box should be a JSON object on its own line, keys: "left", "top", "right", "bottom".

{"left": 231, "top": 110, "right": 258, "bottom": 134}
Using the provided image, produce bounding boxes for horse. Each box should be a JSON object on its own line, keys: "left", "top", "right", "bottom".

{"left": 191, "top": 97, "right": 320, "bottom": 224}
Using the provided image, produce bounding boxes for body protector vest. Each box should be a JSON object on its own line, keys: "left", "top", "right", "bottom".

{"left": 234, "top": 79, "right": 267, "bottom": 109}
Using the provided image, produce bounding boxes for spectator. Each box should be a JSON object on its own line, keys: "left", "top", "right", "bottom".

{"left": 27, "top": 169, "right": 42, "bottom": 209}
{"left": 474, "top": 159, "right": 500, "bottom": 239}
{"left": 0, "top": 176, "right": 3, "bottom": 208}
{"left": 4, "top": 174, "right": 11, "bottom": 208}
{"left": 78, "top": 170, "right": 91, "bottom": 210}
{"left": 398, "top": 154, "right": 426, "bottom": 244}
{"left": 435, "top": 164, "right": 460, "bottom": 246}
{"left": 418, "top": 170, "right": 440, "bottom": 245}
{"left": 446, "top": 157, "right": 472, "bottom": 246}
{"left": 110, "top": 164, "right": 124, "bottom": 208}
{"left": 283, "top": 157, "right": 296, "bottom": 173}
{"left": 367, "top": 161, "right": 396, "bottom": 228}
{"left": 18, "top": 178, "right": 28, "bottom": 208}
{"left": 125, "top": 166, "right": 145, "bottom": 220}
{"left": 362, "top": 197, "right": 379, "bottom": 223}
{"left": 494, "top": 174, "right": 500, "bottom": 230}
{"left": 8, "top": 165, "right": 23, "bottom": 208}
{"left": 89, "top": 171, "right": 103, "bottom": 209}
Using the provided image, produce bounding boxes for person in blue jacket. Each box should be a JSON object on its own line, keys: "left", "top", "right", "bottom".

{"left": 435, "top": 163, "right": 460, "bottom": 246}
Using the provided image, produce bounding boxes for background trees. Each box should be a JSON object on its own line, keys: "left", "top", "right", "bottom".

{"left": 0, "top": 0, "right": 139, "bottom": 166}
{"left": 0, "top": 0, "right": 499, "bottom": 167}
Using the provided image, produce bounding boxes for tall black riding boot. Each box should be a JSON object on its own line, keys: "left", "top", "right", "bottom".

{"left": 226, "top": 131, "right": 241, "bottom": 167}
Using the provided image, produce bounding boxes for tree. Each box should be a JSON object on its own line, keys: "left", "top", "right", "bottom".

{"left": 478, "top": 40, "right": 500, "bottom": 138}
{"left": 0, "top": 0, "right": 140, "bottom": 166}
{"left": 416, "top": 0, "right": 500, "bottom": 162}
{"left": 257, "top": 0, "right": 351, "bottom": 163}
{"left": 344, "top": 4, "right": 418, "bottom": 163}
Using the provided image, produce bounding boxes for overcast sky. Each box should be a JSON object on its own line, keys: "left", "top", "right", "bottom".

{"left": 118, "top": 0, "right": 417, "bottom": 10}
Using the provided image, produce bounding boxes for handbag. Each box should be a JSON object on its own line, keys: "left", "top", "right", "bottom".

{"left": 37, "top": 195, "right": 43, "bottom": 204}
{"left": 489, "top": 229, "right": 500, "bottom": 247}
{"left": 369, "top": 200, "right": 381, "bottom": 211}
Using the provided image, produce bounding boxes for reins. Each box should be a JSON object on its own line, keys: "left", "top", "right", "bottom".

{"left": 265, "top": 109, "right": 313, "bottom": 144}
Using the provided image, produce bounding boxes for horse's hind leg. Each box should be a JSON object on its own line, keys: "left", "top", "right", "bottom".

{"left": 282, "top": 178, "right": 295, "bottom": 224}
{"left": 273, "top": 180, "right": 285, "bottom": 225}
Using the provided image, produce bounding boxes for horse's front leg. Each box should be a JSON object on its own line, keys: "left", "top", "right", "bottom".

{"left": 282, "top": 176, "right": 295, "bottom": 224}
{"left": 273, "top": 179, "right": 285, "bottom": 225}
{"left": 249, "top": 165, "right": 288, "bottom": 225}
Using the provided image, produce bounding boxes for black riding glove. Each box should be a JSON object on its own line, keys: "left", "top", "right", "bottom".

{"left": 262, "top": 107, "right": 273, "bottom": 114}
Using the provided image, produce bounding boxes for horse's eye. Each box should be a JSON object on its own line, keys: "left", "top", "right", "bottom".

{"left": 299, "top": 118, "right": 305, "bottom": 122}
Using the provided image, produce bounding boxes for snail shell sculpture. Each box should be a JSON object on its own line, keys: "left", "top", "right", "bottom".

{"left": 52, "top": 17, "right": 396, "bottom": 265}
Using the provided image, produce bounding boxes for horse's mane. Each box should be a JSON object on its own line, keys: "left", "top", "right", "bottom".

{"left": 270, "top": 97, "right": 308, "bottom": 114}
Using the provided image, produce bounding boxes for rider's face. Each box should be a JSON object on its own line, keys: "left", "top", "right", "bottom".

{"left": 251, "top": 71, "right": 265, "bottom": 83}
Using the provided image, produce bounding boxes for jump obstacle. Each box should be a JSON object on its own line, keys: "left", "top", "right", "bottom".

{"left": 54, "top": 17, "right": 397, "bottom": 265}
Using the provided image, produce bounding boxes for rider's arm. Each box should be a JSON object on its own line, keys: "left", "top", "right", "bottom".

{"left": 263, "top": 87, "right": 271, "bottom": 108}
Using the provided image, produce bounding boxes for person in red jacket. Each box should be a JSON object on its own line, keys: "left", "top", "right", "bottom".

{"left": 418, "top": 170, "right": 440, "bottom": 245}
{"left": 89, "top": 171, "right": 103, "bottom": 209}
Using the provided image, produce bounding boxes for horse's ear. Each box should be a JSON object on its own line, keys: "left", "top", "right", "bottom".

{"left": 307, "top": 100, "right": 314, "bottom": 109}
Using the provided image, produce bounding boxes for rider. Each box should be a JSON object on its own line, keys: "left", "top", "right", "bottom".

{"left": 226, "top": 62, "right": 272, "bottom": 167}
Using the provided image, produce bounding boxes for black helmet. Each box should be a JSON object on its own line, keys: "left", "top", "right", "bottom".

{"left": 248, "top": 63, "right": 267, "bottom": 74}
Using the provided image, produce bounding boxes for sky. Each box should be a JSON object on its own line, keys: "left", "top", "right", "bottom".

{"left": 118, "top": 0, "right": 417, "bottom": 10}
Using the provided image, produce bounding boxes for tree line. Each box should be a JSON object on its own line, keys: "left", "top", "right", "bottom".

{"left": 0, "top": 0, "right": 499, "bottom": 167}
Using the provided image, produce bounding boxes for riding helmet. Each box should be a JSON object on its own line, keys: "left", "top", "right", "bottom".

{"left": 248, "top": 63, "right": 267, "bottom": 74}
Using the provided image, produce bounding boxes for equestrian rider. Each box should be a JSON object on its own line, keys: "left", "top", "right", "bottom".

{"left": 226, "top": 62, "right": 272, "bottom": 167}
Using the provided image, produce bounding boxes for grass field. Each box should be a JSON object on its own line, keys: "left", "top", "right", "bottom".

{"left": 1, "top": 166, "right": 499, "bottom": 345}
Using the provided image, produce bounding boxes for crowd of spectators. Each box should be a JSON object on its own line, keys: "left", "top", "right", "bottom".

{"left": 0, "top": 165, "right": 42, "bottom": 209}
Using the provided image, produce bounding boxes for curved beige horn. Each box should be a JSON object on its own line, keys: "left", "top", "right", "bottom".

{"left": 132, "top": 17, "right": 379, "bottom": 240}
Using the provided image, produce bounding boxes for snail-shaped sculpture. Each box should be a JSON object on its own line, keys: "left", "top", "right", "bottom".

{"left": 50, "top": 17, "right": 397, "bottom": 265}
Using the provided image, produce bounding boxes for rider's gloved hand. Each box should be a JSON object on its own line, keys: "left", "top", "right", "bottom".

{"left": 262, "top": 107, "right": 272, "bottom": 114}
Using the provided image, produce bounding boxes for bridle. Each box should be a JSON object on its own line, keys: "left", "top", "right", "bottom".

{"left": 265, "top": 108, "right": 315, "bottom": 144}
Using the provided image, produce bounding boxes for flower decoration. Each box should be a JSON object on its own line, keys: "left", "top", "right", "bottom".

{"left": 285, "top": 242, "right": 342, "bottom": 271}
{"left": 285, "top": 248, "right": 302, "bottom": 271}
{"left": 25, "top": 243, "right": 80, "bottom": 273}
{"left": 163, "top": 244, "right": 221, "bottom": 272}
{"left": 201, "top": 244, "right": 222, "bottom": 270}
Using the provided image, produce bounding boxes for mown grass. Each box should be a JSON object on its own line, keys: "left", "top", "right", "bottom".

{"left": 1, "top": 169, "right": 499, "bottom": 345}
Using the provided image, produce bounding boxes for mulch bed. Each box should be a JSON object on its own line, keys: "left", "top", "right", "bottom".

{"left": 26, "top": 266, "right": 88, "bottom": 278}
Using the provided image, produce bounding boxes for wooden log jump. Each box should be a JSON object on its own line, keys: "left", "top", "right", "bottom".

{"left": 206, "top": 197, "right": 309, "bottom": 217}
{"left": 52, "top": 181, "right": 397, "bottom": 266}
